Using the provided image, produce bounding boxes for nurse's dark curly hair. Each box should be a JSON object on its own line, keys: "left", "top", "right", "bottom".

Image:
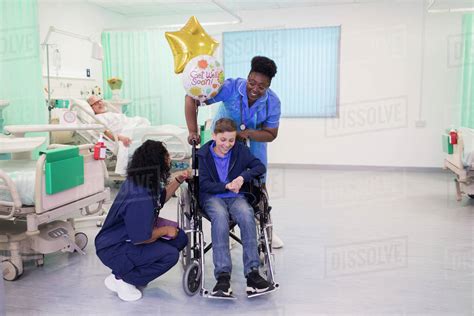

{"left": 127, "top": 140, "right": 171, "bottom": 195}
{"left": 250, "top": 56, "right": 277, "bottom": 81}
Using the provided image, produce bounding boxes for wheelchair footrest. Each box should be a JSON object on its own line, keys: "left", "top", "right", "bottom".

{"left": 207, "top": 292, "right": 236, "bottom": 300}
{"left": 247, "top": 284, "right": 278, "bottom": 298}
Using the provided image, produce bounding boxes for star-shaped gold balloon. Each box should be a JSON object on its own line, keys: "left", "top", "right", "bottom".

{"left": 165, "top": 16, "right": 219, "bottom": 74}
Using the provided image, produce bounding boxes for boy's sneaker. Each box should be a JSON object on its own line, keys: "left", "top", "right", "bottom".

{"left": 246, "top": 269, "right": 271, "bottom": 294}
{"left": 212, "top": 273, "right": 232, "bottom": 296}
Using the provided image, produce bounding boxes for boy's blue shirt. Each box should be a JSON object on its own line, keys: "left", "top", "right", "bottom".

{"left": 209, "top": 142, "right": 239, "bottom": 199}
{"left": 197, "top": 140, "right": 266, "bottom": 206}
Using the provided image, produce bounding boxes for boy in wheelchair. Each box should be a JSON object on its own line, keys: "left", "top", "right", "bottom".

{"left": 198, "top": 118, "right": 272, "bottom": 297}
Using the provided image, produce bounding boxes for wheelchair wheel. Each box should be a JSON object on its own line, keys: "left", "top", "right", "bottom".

{"left": 177, "top": 186, "right": 192, "bottom": 268}
{"left": 180, "top": 238, "right": 192, "bottom": 269}
{"left": 183, "top": 261, "right": 201, "bottom": 296}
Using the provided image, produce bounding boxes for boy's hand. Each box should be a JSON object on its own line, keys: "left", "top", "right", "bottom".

{"left": 226, "top": 176, "right": 244, "bottom": 193}
{"left": 118, "top": 135, "right": 132, "bottom": 147}
{"left": 231, "top": 176, "right": 244, "bottom": 192}
{"left": 225, "top": 182, "right": 238, "bottom": 193}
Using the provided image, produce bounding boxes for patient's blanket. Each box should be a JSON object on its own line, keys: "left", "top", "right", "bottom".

{"left": 115, "top": 125, "right": 190, "bottom": 175}
{"left": 463, "top": 151, "right": 474, "bottom": 169}
{"left": 461, "top": 128, "right": 474, "bottom": 169}
{"left": 95, "top": 112, "right": 151, "bottom": 134}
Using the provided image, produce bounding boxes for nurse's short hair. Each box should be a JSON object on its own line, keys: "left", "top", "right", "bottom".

{"left": 250, "top": 56, "right": 277, "bottom": 80}
{"left": 213, "top": 118, "right": 237, "bottom": 134}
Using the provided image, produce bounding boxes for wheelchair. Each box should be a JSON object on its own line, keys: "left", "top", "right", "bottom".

{"left": 177, "top": 143, "right": 279, "bottom": 297}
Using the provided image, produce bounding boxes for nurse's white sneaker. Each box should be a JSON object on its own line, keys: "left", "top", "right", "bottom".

{"left": 272, "top": 232, "right": 284, "bottom": 249}
{"left": 104, "top": 274, "right": 142, "bottom": 302}
{"left": 104, "top": 274, "right": 118, "bottom": 292}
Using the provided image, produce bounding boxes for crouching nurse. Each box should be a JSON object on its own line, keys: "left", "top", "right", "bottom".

{"left": 95, "top": 140, "right": 189, "bottom": 301}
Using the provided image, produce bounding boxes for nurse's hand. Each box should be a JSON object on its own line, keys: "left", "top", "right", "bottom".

{"left": 238, "top": 129, "right": 251, "bottom": 140}
{"left": 164, "top": 226, "right": 179, "bottom": 239}
{"left": 188, "top": 132, "right": 200, "bottom": 145}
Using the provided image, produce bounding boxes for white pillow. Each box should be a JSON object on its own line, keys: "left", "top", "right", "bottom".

{"left": 71, "top": 98, "right": 97, "bottom": 124}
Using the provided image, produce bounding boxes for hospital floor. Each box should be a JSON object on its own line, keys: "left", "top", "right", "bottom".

{"left": 4, "top": 167, "right": 473, "bottom": 315}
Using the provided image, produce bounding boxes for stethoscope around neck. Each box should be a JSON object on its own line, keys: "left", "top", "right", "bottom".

{"left": 239, "top": 95, "right": 268, "bottom": 131}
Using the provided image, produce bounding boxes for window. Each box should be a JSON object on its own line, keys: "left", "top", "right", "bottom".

{"left": 224, "top": 26, "right": 340, "bottom": 117}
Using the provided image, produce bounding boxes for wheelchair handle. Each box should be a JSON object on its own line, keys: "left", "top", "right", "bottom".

{"left": 191, "top": 140, "right": 198, "bottom": 170}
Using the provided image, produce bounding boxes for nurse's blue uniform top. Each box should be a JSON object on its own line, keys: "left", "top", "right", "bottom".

{"left": 206, "top": 78, "right": 281, "bottom": 169}
{"left": 95, "top": 179, "right": 166, "bottom": 251}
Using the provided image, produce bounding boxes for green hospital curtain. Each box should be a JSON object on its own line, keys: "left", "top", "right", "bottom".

{"left": 461, "top": 14, "right": 474, "bottom": 128}
{"left": 102, "top": 30, "right": 188, "bottom": 126}
{"left": 0, "top": 0, "right": 46, "bottom": 126}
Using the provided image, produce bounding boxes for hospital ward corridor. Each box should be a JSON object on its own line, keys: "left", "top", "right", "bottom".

{"left": 1, "top": 0, "right": 473, "bottom": 315}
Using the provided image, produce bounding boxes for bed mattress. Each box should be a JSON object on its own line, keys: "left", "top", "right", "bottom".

{"left": 0, "top": 160, "right": 37, "bottom": 205}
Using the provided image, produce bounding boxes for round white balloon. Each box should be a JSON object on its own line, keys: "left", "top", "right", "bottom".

{"left": 182, "top": 55, "right": 224, "bottom": 103}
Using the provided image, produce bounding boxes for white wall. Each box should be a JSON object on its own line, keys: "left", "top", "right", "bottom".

{"left": 38, "top": 0, "right": 123, "bottom": 97}
{"left": 119, "top": 1, "right": 463, "bottom": 168}
{"left": 310, "top": 2, "right": 460, "bottom": 168}
{"left": 39, "top": 1, "right": 464, "bottom": 168}
{"left": 209, "top": 2, "right": 462, "bottom": 168}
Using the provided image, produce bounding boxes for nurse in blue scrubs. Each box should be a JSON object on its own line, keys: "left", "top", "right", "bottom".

{"left": 95, "top": 140, "right": 189, "bottom": 301}
{"left": 184, "top": 56, "right": 284, "bottom": 248}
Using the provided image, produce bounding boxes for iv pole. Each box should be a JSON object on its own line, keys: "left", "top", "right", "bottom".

{"left": 41, "top": 26, "right": 103, "bottom": 119}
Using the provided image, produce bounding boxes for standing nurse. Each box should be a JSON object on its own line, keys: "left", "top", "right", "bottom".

{"left": 184, "top": 56, "right": 284, "bottom": 248}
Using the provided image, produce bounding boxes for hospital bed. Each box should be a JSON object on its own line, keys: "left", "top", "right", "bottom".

{"left": 69, "top": 98, "right": 191, "bottom": 179}
{"left": 0, "top": 137, "right": 110, "bottom": 281}
{"left": 443, "top": 127, "right": 474, "bottom": 201}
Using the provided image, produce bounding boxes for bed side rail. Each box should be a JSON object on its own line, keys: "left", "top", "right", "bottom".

{"left": 0, "top": 169, "right": 22, "bottom": 219}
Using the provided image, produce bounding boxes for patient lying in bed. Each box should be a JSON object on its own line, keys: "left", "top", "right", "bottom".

{"left": 86, "top": 96, "right": 189, "bottom": 175}
{"left": 87, "top": 95, "right": 150, "bottom": 147}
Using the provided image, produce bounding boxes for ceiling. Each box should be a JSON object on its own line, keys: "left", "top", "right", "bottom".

{"left": 40, "top": 0, "right": 474, "bottom": 17}
{"left": 83, "top": 0, "right": 387, "bottom": 17}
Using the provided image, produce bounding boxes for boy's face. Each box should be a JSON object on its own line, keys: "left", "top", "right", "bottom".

{"left": 212, "top": 131, "right": 237, "bottom": 156}
{"left": 91, "top": 100, "right": 106, "bottom": 114}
